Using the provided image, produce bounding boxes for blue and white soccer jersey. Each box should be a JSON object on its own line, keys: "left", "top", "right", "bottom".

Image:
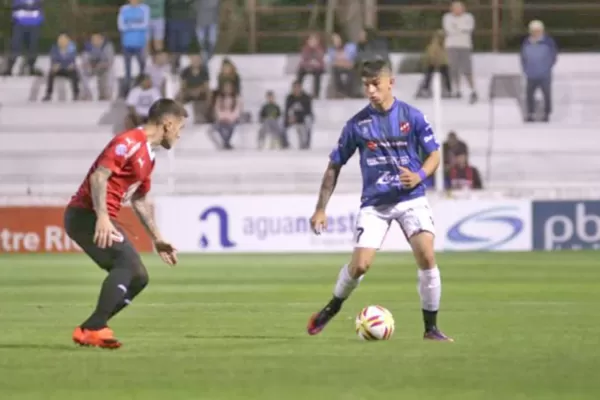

{"left": 329, "top": 99, "right": 439, "bottom": 249}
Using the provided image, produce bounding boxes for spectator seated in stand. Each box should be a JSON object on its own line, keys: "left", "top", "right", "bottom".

{"left": 296, "top": 33, "right": 325, "bottom": 98}
{"left": 257, "top": 90, "right": 283, "bottom": 150}
{"left": 212, "top": 81, "right": 243, "bottom": 150}
{"left": 442, "top": 130, "right": 469, "bottom": 171}
{"left": 416, "top": 30, "right": 452, "bottom": 99}
{"left": 327, "top": 32, "right": 356, "bottom": 99}
{"left": 42, "top": 33, "right": 79, "bottom": 102}
{"left": 124, "top": 73, "right": 161, "bottom": 129}
{"left": 177, "top": 55, "right": 211, "bottom": 124}
{"left": 284, "top": 80, "right": 313, "bottom": 150}
{"left": 210, "top": 58, "right": 241, "bottom": 120}
{"left": 81, "top": 32, "right": 115, "bottom": 101}
{"left": 445, "top": 152, "right": 483, "bottom": 191}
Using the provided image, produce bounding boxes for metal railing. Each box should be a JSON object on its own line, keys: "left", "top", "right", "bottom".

{"left": 3, "top": 1, "right": 600, "bottom": 54}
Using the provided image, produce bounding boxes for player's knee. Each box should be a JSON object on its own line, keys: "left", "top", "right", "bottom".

{"left": 410, "top": 231, "right": 436, "bottom": 269}
{"left": 131, "top": 262, "right": 149, "bottom": 288}
{"left": 349, "top": 250, "right": 375, "bottom": 277}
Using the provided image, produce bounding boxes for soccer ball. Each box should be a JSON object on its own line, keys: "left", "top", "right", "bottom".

{"left": 355, "top": 305, "right": 395, "bottom": 341}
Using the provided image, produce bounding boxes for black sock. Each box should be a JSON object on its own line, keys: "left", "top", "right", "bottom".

{"left": 81, "top": 268, "right": 133, "bottom": 330}
{"left": 324, "top": 296, "right": 345, "bottom": 314}
{"left": 108, "top": 276, "right": 148, "bottom": 320}
{"left": 423, "top": 309, "right": 438, "bottom": 332}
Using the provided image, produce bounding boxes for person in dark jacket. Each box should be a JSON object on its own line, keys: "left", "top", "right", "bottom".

{"left": 520, "top": 19, "right": 557, "bottom": 122}
{"left": 166, "top": 0, "right": 196, "bottom": 73}
{"left": 284, "top": 81, "right": 313, "bottom": 149}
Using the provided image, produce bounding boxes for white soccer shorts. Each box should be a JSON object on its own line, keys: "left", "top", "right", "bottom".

{"left": 353, "top": 196, "right": 435, "bottom": 249}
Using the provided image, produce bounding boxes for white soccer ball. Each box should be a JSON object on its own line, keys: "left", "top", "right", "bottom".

{"left": 355, "top": 305, "right": 395, "bottom": 341}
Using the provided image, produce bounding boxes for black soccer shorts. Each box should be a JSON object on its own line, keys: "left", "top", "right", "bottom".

{"left": 64, "top": 206, "right": 142, "bottom": 271}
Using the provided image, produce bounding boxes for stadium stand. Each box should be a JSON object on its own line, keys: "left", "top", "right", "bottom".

{"left": 1, "top": 53, "right": 600, "bottom": 197}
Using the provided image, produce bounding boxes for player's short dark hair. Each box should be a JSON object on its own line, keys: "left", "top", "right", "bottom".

{"left": 147, "top": 99, "right": 188, "bottom": 123}
{"left": 360, "top": 59, "right": 392, "bottom": 78}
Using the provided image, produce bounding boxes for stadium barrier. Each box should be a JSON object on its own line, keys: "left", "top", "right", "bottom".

{"left": 0, "top": 206, "right": 153, "bottom": 253}
{"left": 154, "top": 196, "right": 533, "bottom": 253}
{"left": 2, "top": 198, "right": 599, "bottom": 253}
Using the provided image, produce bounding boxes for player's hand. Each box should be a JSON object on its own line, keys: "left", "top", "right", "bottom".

{"left": 155, "top": 240, "right": 178, "bottom": 266}
{"left": 398, "top": 166, "right": 422, "bottom": 189}
{"left": 310, "top": 209, "right": 328, "bottom": 235}
{"left": 94, "top": 215, "right": 121, "bottom": 249}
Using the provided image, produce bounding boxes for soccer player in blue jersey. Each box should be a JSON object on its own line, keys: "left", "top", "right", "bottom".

{"left": 307, "top": 59, "right": 453, "bottom": 342}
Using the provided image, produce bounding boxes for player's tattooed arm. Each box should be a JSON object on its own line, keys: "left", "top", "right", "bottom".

{"left": 90, "top": 166, "right": 112, "bottom": 217}
{"left": 315, "top": 161, "right": 342, "bottom": 211}
{"left": 131, "top": 194, "right": 162, "bottom": 242}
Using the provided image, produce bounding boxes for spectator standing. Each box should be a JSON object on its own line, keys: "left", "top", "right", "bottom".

{"left": 195, "top": 0, "right": 220, "bottom": 63}
{"left": 416, "top": 30, "right": 452, "bottom": 98}
{"left": 442, "top": 1, "right": 478, "bottom": 103}
{"left": 166, "top": 0, "right": 196, "bottom": 73}
{"left": 284, "top": 80, "right": 313, "bottom": 150}
{"left": 177, "top": 55, "right": 211, "bottom": 123}
{"left": 257, "top": 91, "right": 282, "bottom": 149}
{"left": 81, "top": 32, "right": 115, "bottom": 100}
{"left": 125, "top": 74, "right": 162, "bottom": 129}
{"left": 445, "top": 153, "right": 483, "bottom": 190}
{"left": 118, "top": 0, "right": 150, "bottom": 93}
{"left": 3, "top": 0, "right": 44, "bottom": 76}
{"left": 521, "top": 20, "right": 557, "bottom": 123}
{"left": 146, "top": 0, "right": 166, "bottom": 52}
{"left": 297, "top": 33, "right": 325, "bottom": 98}
{"left": 42, "top": 33, "right": 79, "bottom": 102}
{"left": 213, "top": 81, "right": 243, "bottom": 150}
{"left": 328, "top": 33, "right": 356, "bottom": 98}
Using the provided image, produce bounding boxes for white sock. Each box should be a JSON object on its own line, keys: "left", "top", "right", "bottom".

{"left": 417, "top": 266, "right": 441, "bottom": 311}
{"left": 333, "top": 264, "right": 363, "bottom": 299}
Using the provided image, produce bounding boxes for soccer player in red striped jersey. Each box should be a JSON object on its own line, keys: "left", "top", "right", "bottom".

{"left": 65, "top": 98, "right": 188, "bottom": 349}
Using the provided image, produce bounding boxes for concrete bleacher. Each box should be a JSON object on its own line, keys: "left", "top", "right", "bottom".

{"left": 1, "top": 53, "right": 600, "bottom": 196}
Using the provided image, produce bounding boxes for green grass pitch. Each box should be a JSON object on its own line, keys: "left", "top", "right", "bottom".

{"left": 0, "top": 252, "right": 598, "bottom": 400}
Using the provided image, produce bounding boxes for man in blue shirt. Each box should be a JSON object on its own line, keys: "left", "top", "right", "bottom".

{"left": 520, "top": 19, "right": 557, "bottom": 122}
{"left": 3, "top": 0, "right": 44, "bottom": 76}
{"left": 42, "top": 33, "right": 79, "bottom": 101}
{"left": 118, "top": 0, "right": 150, "bottom": 93}
{"left": 307, "top": 59, "right": 452, "bottom": 342}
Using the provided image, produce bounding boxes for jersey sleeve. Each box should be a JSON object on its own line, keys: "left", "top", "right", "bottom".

{"left": 329, "top": 122, "right": 357, "bottom": 166}
{"left": 413, "top": 111, "right": 440, "bottom": 154}
{"left": 97, "top": 134, "right": 141, "bottom": 174}
{"left": 96, "top": 140, "right": 130, "bottom": 174}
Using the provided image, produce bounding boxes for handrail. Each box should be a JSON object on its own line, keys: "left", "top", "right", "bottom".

{"left": 5, "top": 2, "right": 598, "bottom": 53}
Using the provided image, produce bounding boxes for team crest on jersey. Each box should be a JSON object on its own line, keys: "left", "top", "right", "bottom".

{"left": 115, "top": 143, "right": 128, "bottom": 156}
{"left": 366, "top": 141, "right": 377, "bottom": 151}
{"left": 400, "top": 121, "right": 411, "bottom": 135}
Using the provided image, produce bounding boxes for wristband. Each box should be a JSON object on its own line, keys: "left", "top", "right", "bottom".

{"left": 417, "top": 169, "right": 427, "bottom": 180}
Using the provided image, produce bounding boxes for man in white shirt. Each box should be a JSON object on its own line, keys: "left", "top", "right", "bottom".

{"left": 125, "top": 74, "right": 162, "bottom": 129}
{"left": 442, "top": 1, "right": 478, "bottom": 103}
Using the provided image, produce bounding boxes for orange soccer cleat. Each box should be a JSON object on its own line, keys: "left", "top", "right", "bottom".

{"left": 72, "top": 326, "right": 122, "bottom": 349}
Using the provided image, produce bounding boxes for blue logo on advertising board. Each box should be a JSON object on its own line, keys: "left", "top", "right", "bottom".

{"left": 446, "top": 207, "right": 524, "bottom": 250}
{"left": 198, "top": 206, "right": 356, "bottom": 249}
{"left": 532, "top": 201, "right": 600, "bottom": 250}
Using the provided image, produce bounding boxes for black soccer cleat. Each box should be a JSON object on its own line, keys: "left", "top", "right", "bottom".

{"left": 307, "top": 299, "right": 343, "bottom": 335}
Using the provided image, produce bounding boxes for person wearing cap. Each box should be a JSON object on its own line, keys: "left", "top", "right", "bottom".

{"left": 520, "top": 19, "right": 557, "bottom": 122}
